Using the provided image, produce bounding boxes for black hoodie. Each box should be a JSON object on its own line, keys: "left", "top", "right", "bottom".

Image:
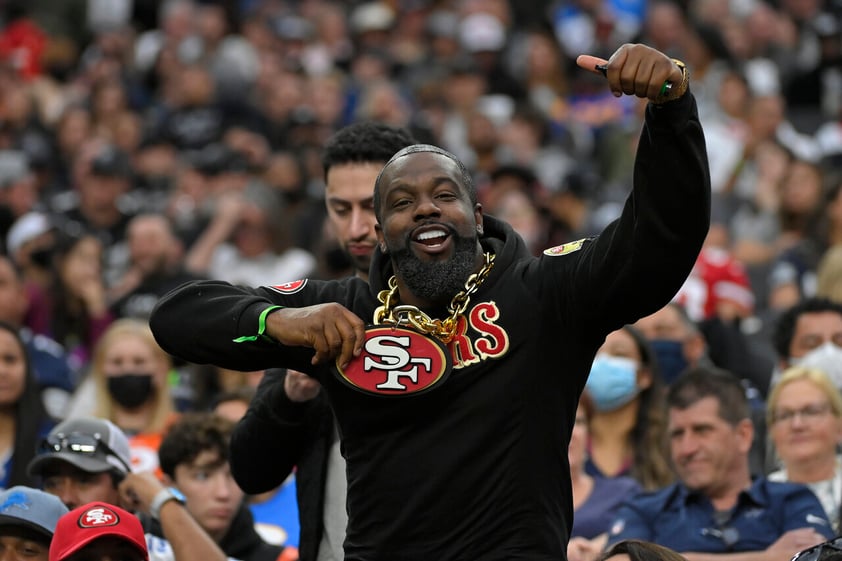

{"left": 151, "top": 92, "right": 710, "bottom": 561}
{"left": 219, "top": 503, "right": 284, "bottom": 561}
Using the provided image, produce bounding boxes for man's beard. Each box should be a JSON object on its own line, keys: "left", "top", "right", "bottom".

{"left": 346, "top": 250, "right": 371, "bottom": 277}
{"left": 138, "top": 253, "right": 172, "bottom": 278}
{"left": 390, "top": 231, "right": 479, "bottom": 304}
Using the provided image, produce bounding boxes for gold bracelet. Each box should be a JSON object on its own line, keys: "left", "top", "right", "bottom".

{"left": 655, "top": 58, "right": 689, "bottom": 104}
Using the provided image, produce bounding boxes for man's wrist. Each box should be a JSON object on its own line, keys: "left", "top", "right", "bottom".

{"left": 655, "top": 58, "right": 689, "bottom": 104}
{"left": 150, "top": 487, "right": 186, "bottom": 521}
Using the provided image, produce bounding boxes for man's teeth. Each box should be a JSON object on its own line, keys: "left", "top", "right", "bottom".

{"left": 417, "top": 230, "right": 447, "bottom": 241}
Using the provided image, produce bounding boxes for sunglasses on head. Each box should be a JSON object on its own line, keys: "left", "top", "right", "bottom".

{"left": 791, "top": 536, "right": 842, "bottom": 561}
{"left": 38, "top": 432, "right": 131, "bottom": 474}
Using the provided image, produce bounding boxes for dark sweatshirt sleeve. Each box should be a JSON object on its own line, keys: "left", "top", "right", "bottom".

{"left": 230, "top": 369, "right": 330, "bottom": 494}
{"left": 149, "top": 281, "right": 315, "bottom": 372}
{"left": 541, "top": 92, "right": 711, "bottom": 335}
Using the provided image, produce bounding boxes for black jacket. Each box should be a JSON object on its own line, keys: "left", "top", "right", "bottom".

{"left": 151, "top": 92, "right": 711, "bottom": 561}
{"left": 235, "top": 369, "right": 335, "bottom": 561}
{"left": 220, "top": 503, "right": 285, "bottom": 561}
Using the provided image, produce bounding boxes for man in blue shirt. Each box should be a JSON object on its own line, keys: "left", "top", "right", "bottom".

{"left": 607, "top": 366, "right": 833, "bottom": 560}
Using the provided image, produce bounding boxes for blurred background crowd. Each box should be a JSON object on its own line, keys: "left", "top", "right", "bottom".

{"left": 0, "top": 0, "right": 840, "bottom": 553}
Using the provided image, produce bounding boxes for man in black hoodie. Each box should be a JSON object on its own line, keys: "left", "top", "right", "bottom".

{"left": 150, "top": 44, "right": 711, "bottom": 560}
{"left": 157, "top": 413, "right": 295, "bottom": 561}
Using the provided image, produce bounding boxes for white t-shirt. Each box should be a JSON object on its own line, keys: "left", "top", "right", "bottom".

{"left": 208, "top": 246, "right": 316, "bottom": 287}
{"left": 145, "top": 534, "right": 240, "bottom": 561}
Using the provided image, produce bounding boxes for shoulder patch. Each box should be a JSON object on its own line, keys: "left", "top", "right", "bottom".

{"left": 543, "top": 238, "right": 586, "bottom": 256}
{"left": 270, "top": 279, "right": 307, "bottom": 294}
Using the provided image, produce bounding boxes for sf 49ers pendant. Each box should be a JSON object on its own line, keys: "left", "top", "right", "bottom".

{"left": 335, "top": 325, "right": 453, "bottom": 396}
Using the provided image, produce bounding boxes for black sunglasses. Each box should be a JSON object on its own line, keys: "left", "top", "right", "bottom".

{"left": 791, "top": 536, "right": 842, "bottom": 561}
{"left": 701, "top": 527, "right": 740, "bottom": 549}
{"left": 38, "top": 432, "right": 132, "bottom": 473}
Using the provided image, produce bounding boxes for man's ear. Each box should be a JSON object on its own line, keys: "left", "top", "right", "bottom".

{"left": 375, "top": 223, "right": 387, "bottom": 253}
{"left": 162, "top": 473, "right": 174, "bottom": 487}
{"left": 736, "top": 418, "right": 755, "bottom": 453}
{"left": 474, "top": 204, "right": 483, "bottom": 235}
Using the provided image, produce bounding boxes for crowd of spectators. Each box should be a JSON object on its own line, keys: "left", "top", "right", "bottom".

{"left": 0, "top": 0, "right": 840, "bottom": 556}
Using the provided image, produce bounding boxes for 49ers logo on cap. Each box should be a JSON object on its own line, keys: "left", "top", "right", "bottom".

{"left": 336, "top": 326, "right": 452, "bottom": 396}
{"left": 270, "top": 279, "right": 307, "bottom": 294}
{"left": 79, "top": 505, "right": 119, "bottom": 527}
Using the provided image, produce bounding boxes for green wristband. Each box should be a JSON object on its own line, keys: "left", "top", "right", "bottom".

{"left": 233, "top": 305, "right": 284, "bottom": 343}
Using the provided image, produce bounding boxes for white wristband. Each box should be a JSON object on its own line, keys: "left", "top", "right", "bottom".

{"left": 150, "top": 487, "right": 186, "bottom": 521}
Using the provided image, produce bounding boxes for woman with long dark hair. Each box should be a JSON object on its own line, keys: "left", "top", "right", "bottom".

{"left": 0, "top": 320, "right": 53, "bottom": 488}
{"left": 584, "top": 324, "right": 673, "bottom": 490}
{"left": 42, "top": 231, "right": 114, "bottom": 371}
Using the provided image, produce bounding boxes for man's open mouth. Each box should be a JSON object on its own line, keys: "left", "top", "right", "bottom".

{"left": 414, "top": 227, "right": 450, "bottom": 247}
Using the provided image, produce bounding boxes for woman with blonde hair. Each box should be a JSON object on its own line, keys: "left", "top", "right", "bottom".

{"left": 88, "top": 318, "right": 176, "bottom": 472}
{"left": 767, "top": 366, "right": 842, "bottom": 532}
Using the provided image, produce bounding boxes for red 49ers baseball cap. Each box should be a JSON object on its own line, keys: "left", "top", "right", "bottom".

{"left": 49, "top": 502, "right": 148, "bottom": 561}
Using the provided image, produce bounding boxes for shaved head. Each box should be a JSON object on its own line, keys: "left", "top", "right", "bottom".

{"left": 373, "top": 144, "right": 477, "bottom": 222}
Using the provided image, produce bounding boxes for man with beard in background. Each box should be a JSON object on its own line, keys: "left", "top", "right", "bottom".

{"left": 150, "top": 44, "right": 711, "bottom": 560}
{"left": 109, "top": 214, "right": 204, "bottom": 321}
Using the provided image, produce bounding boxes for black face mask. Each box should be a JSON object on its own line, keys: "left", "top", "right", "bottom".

{"left": 29, "top": 246, "right": 54, "bottom": 268}
{"left": 107, "top": 374, "right": 154, "bottom": 409}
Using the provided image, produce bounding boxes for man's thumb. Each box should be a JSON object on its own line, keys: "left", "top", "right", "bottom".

{"left": 576, "top": 54, "right": 609, "bottom": 74}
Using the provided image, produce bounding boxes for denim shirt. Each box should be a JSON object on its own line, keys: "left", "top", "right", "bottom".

{"left": 607, "top": 477, "right": 835, "bottom": 552}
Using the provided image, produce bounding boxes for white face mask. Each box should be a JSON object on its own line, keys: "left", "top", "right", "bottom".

{"left": 791, "top": 342, "right": 842, "bottom": 389}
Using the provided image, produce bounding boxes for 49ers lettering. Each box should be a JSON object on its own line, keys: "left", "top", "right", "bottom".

{"left": 448, "top": 301, "right": 510, "bottom": 369}
{"left": 337, "top": 326, "right": 452, "bottom": 396}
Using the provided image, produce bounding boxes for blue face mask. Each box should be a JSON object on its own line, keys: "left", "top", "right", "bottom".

{"left": 650, "top": 339, "right": 688, "bottom": 385}
{"left": 585, "top": 354, "right": 640, "bottom": 412}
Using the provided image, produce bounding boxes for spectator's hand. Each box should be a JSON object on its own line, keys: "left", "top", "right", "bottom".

{"left": 267, "top": 304, "right": 366, "bottom": 368}
{"left": 577, "top": 44, "right": 684, "bottom": 103}
{"left": 766, "top": 528, "right": 828, "bottom": 559}
{"left": 567, "top": 536, "right": 605, "bottom": 561}
{"left": 118, "top": 471, "right": 166, "bottom": 514}
{"left": 212, "top": 191, "right": 247, "bottom": 230}
{"left": 285, "top": 369, "right": 321, "bottom": 402}
{"left": 108, "top": 266, "right": 144, "bottom": 303}
{"left": 74, "top": 272, "right": 109, "bottom": 317}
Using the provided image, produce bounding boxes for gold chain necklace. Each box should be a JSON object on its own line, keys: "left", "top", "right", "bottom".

{"left": 373, "top": 252, "right": 495, "bottom": 343}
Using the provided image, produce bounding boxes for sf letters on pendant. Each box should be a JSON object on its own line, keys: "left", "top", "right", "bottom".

{"left": 364, "top": 334, "right": 433, "bottom": 390}
{"left": 337, "top": 326, "right": 452, "bottom": 396}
